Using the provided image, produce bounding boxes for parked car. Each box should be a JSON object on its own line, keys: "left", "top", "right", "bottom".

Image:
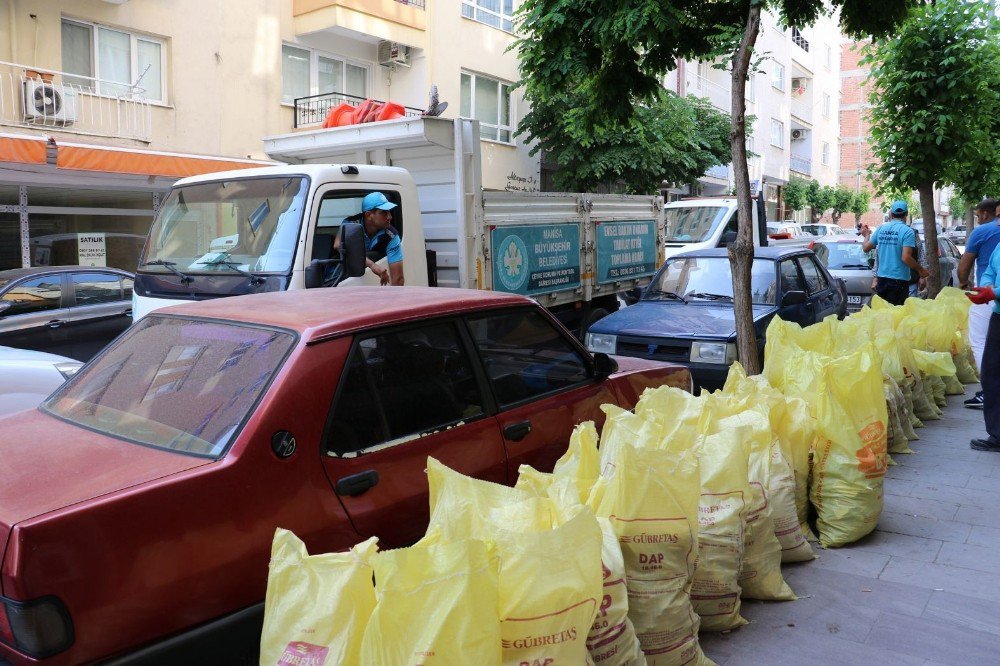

{"left": 586, "top": 246, "right": 846, "bottom": 391}
{"left": 810, "top": 237, "right": 874, "bottom": 312}
{"left": 0, "top": 287, "right": 689, "bottom": 665}
{"left": 945, "top": 224, "right": 967, "bottom": 243}
{"left": 0, "top": 346, "right": 81, "bottom": 417}
{"left": 800, "top": 223, "right": 854, "bottom": 238}
{"left": 0, "top": 266, "right": 134, "bottom": 362}
{"left": 766, "top": 221, "right": 810, "bottom": 240}
{"left": 931, "top": 235, "right": 961, "bottom": 287}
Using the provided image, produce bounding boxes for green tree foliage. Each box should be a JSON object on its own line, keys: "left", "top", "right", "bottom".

{"left": 848, "top": 190, "right": 872, "bottom": 227}
{"left": 947, "top": 192, "right": 971, "bottom": 223}
{"left": 804, "top": 180, "right": 834, "bottom": 222}
{"left": 783, "top": 177, "right": 809, "bottom": 213}
{"left": 867, "top": 0, "right": 1000, "bottom": 295}
{"left": 526, "top": 90, "right": 731, "bottom": 194}
{"left": 830, "top": 186, "right": 856, "bottom": 225}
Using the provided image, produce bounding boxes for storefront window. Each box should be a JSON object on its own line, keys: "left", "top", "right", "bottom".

{"left": 0, "top": 214, "right": 20, "bottom": 271}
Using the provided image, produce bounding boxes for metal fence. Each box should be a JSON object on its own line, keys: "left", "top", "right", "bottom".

{"left": 0, "top": 61, "right": 152, "bottom": 142}
{"left": 293, "top": 91, "right": 425, "bottom": 128}
{"left": 396, "top": 0, "right": 426, "bottom": 7}
{"left": 790, "top": 154, "right": 812, "bottom": 176}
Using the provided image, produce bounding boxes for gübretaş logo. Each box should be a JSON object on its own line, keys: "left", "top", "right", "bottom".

{"left": 498, "top": 234, "right": 529, "bottom": 292}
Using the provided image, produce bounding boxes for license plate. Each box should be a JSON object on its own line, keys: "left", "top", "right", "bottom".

{"left": 847, "top": 295, "right": 863, "bottom": 304}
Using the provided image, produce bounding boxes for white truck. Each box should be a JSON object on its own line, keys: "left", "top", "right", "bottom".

{"left": 133, "top": 117, "right": 665, "bottom": 334}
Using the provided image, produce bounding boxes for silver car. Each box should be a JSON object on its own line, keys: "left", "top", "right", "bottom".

{"left": 0, "top": 345, "right": 82, "bottom": 416}
{"left": 810, "top": 237, "right": 874, "bottom": 312}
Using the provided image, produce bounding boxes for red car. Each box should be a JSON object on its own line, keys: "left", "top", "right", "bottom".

{"left": 0, "top": 288, "right": 689, "bottom": 664}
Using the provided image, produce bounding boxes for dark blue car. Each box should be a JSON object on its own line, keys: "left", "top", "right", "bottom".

{"left": 586, "top": 246, "right": 846, "bottom": 391}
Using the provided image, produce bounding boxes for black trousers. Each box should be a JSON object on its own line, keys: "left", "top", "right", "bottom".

{"left": 984, "top": 312, "right": 1000, "bottom": 442}
{"left": 875, "top": 277, "right": 909, "bottom": 306}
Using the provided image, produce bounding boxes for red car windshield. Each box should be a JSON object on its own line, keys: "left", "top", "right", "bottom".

{"left": 43, "top": 315, "right": 296, "bottom": 458}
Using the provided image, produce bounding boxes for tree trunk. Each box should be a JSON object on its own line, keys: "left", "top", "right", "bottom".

{"left": 918, "top": 182, "right": 942, "bottom": 296}
{"left": 728, "top": 4, "right": 762, "bottom": 375}
{"left": 832, "top": 210, "right": 841, "bottom": 225}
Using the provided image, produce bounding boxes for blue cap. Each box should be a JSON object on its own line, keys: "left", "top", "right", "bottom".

{"left": 362, "top": 192, "right": 398, "bottom": 212}
{"left": 890, "top": 200, "right": 908, "bottom": 215}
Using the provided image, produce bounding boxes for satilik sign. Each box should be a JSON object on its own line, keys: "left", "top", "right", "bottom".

{"left": 78, "top": 233, "right": 107, "bottom": 267}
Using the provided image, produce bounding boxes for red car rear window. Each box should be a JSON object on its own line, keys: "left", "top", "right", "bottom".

{"left": 43, "top": 315, "right": 296, "bottom": 458}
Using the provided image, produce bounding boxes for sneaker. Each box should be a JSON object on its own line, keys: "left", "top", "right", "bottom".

{"left": 971, "top": 438, "right": 1000, "bottom": 452}
{"left": 965, "top": 391, "right": 984, "bottom": 409}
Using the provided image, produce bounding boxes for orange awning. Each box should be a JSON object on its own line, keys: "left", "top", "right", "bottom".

{"left": 0, "top": 133, "right": 272, "bottom": 179}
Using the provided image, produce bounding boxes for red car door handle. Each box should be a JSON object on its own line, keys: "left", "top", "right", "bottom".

{"left": 336, "top": 470, "right": 379, "bottom": 496}
{"left": 503, "top": 420, "right": 532, "bottom": 441}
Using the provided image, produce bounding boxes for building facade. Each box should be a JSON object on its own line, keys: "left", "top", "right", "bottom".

{"left": 667, "top": 11, "right": 843, "bottom": 224}
{"left": 0, "top": 0, "right": 539, "bottom": 272}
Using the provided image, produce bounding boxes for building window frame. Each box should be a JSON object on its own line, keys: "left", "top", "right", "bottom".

{"left": 281, "top": 43, "right": 372, "bottom": 106}
{"left": 822, "top": 141, "right": 830, "bottom": 165}
{"left": 770, "top": 119, "right": 785, "bottom": 149}
{"left": 823, "top": 93, "right": 831, "bottom": 117}
{"left": 461, "top": 0, "right": 515, "bottom": 33}
{"left": 771, "top": 61, "right": 785, "bottom": 91}
{"left": 825, "top": 44, "right": 833, "bottom": 70}
{"left": 460, "top": 71, "right": 514, "bottom": 145}
{"left": 61, "top": 18, "right": 167, "bottom": 103}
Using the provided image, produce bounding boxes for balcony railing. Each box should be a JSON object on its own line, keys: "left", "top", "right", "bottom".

{"left": 790, "top": 97, "right": 812, "bottom": 122}
{"left": 0, "top": 61, "right": 152, "bottom": 142}
{"left": 293, "top": 91, "right": 425, "bottom": 128}
{"left": 792, "top": 28, "right": 810, "bottom": 52}
{"left": 790, "top": 155, "right": 812, "bottom": 175}
{"left": 396, "top": 0, "right": 425, "bottom": 8}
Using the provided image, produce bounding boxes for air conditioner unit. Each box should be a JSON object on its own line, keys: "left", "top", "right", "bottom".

{"left": 22, "top": 80, "right": 77, "bottom": 125}
{"left": 377, "top": 41, "right": 410, "bottom": 67}
{"left": 791, "top": 77, "right": 807, "bottom": 94}
{"left": 791, "top": 128, "right": 807, "bottom": 141}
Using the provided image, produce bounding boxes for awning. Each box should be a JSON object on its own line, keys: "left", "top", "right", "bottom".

{"left": 0, "top": 133, "right": 273, "bottom": 181}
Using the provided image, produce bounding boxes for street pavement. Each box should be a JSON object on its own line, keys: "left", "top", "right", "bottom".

{"left": 700, "top": 385, "right": 1000, "bottom": 665}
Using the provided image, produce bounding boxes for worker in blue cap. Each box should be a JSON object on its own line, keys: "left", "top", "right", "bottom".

{"left": 335, "top": 192, "right": 404, "bottom": 286}
{"left": 861, "top": 200, "right": 928, "bottom": 305}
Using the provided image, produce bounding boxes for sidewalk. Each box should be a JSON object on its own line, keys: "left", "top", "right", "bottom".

{"left": 700, "top": 386, "right": 1000, "bottom": 665}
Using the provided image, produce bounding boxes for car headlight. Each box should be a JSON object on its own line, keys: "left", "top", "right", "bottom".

{"left": 690, "top": 341, "right": 736, "bottom": 364}
{"left": 585, "top": 332, "right": 617, "bottom": 354}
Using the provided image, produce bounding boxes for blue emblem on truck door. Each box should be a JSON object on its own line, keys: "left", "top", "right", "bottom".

{"left": 496, "top": 234, "right": 530, "bottom": 292}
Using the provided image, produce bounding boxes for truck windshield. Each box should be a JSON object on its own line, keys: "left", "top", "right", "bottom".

{"left": 141, "top": 176, "right": 309, "bottom": 276}
{"left": 645, "top": 257, "right": 778, "bottom": 305}
{"left": 43, "top": 315, "right": 296, "bottom": 459}
{"left": 664, "top": 206, "right": 728, "bottom": 243}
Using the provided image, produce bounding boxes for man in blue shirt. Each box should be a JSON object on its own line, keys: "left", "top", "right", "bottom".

{"left": 966, "top": 246, "right": 1000, "bottom": 451}
{"left": 335, "top": 192, "right": 405, "bottom": 286}
{"left": 958, "top": 198, "right": 1000, "bottom": 408}
{"left": 861, "top": 200, "right": 928, "bottom": 305}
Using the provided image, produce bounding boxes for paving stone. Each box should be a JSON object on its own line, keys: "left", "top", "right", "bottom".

{"left": 934, "top": 541, "right": 998, "bottom": 574}
{"left": 883, "top": 492, "right": 960, "bottom": 521}
{"left": 780, "top": 566, "right": 932, "bottom": 617}
{"left": 808, "top": 545, "right": 891, "bottom": 578}
{"left": 954, "top": 503, "right": 1000, "bottom": 528}
{"left": 880, "top": 557, "right": 1000, "bottom": 603}
{"left": 897, "top": 481, "right": 999, "bottom": 509}
{"left": 846, "top": 528, "right": 942, "bottom": 562}
{"left": 922, "top": 591, "right": 1000, "bottom": 638}
{"left": 707, "top": 624, "right": 926, "bottom": 665}
{"left": 884, "top": 465, "right": 972, "bottom": 488}
{"left": 877, "top": 510, "right": 972, "bottom": 543}
{"left": 965, "top": 524, "right": 1000, "bottom": 548}
{"left": 865, "top": 611, "right": 1000, "bottom": 665}
{"left": 964, "top": 474, "right": 1000, "bottom": 492}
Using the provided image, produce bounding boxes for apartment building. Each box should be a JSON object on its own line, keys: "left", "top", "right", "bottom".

{"left": 667, "top": 11, "right": 842, "bottom": 224}
{"left": 0, "top": 0, "right": 538, "bottom": 272}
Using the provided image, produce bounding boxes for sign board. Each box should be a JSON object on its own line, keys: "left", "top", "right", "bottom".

{"left": 595, "top": 220, "right": 657, "bottom": 284}
{"left": 491, "top": 224, "right": 580, "bottom": 296}
{"left": 78, "top": 233, "right": 107, "bottom": 267}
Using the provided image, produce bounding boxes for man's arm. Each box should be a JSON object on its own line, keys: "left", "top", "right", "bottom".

{"left": 385, "top": 236, "right": 404, "bottom": 286}
{"left": 902, "top": 246, "right": 929, "bottom": 278}
{"left": 982, "top": 251, "right": 997, "bottom": 289}
{"left": 388, "top": 261, "right": 404, "bottom": 286}
{"left": 860, "top": 224, "right": 876, "bottom": 252}
{"left": 958, "top": 252, "right": 976, "bottom": 288}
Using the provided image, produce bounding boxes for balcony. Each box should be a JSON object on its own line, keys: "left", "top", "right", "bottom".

{"left": 294, "top": 91, "right": 424, "bottom": 128}
{"left": 790, "top": 154, "right": 812, "bottom": 176}
{"left": 293, "top": 0, "right": 427, "bottom": 48}
{"left": 0, "top": 61, "right": 152, "bottom": 142}
{"left": 790, "top": 97, "right": 812, "bottom": 123}
{"left": 792, "top": 28, "right": 810, "bottom": 52}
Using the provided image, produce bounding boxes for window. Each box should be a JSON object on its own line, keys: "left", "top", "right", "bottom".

{"left": 822, "top": 142, "right": 830, "bottom": 166}
{"left": 823, "top": 93, "right": 831, "bottom": 117}
{"left": 281, "top": 44, "right": 369, "bottom": 104}
{"left": 771, "top": 61, "right": 785, "bottom": 90}
{"left": 71, "top": 272, "right": 123, "bottom": 305}
{"left": 60, "top": 19, "right": 165, "bottom": 102}
{"left": 825, "top": 44, "right": 833, "bottom": 69}
{"left": 797, "top": 256, "right": 830, "bottom": 294}
{"left": 460, "top": 72, "right": 513, "bottom": 143}
{"left": 770, "top": 119, "right": 784, "bottom": 148}
{"left": 467, "top": 309, "right": 589, "bottom": 406}
{"left": 326, "top": 321, "right": 485, "bottom": 454}
{"left": 462, "top": 0, "right": 515, "bottom": 32}
{"left": 1, "top": 276, "right": 62, "bottom": 315}
{"left": 779, "top": 260, "right": 805, "bottom": 293}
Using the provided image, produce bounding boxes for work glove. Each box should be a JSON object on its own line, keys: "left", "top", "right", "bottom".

{"left": 966, "top": 286, "right": 997, "bottom": 305}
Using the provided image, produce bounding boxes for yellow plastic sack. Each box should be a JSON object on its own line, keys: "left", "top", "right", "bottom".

{"left": 811, "top": 347, "right": 888, "bottom": 547}
{"left": 712, "top": 406, "right": 795, "bottom": 600}
{"left": 552, "top": 421, "right": 601, "bottom": 500}
{"left": 360, "top": 537, "right": 502, "bottom": 664}
{"left": 428, "top": 458, "right": 602, "bottom": 666}
{"left": 633, "top": 385, "right": 704, "bottom": 447}
{"left": 593, "top": 441, "right": 710, "bottom": 665}
{"left": 884, "top": 379, "right": 914, "bottom": 455}
{"left": 689, "top": 425, "right": 750, "bottom": 631}
{"left": 259, "top": 530, "right": 378, "bottom": 666}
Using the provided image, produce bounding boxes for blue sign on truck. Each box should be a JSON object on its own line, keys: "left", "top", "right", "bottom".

{"left": 491, "top": 224, "right": 581, "bottom": 296}
{"left": 595, "top": 220, "right": 657, "bottom": 284}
